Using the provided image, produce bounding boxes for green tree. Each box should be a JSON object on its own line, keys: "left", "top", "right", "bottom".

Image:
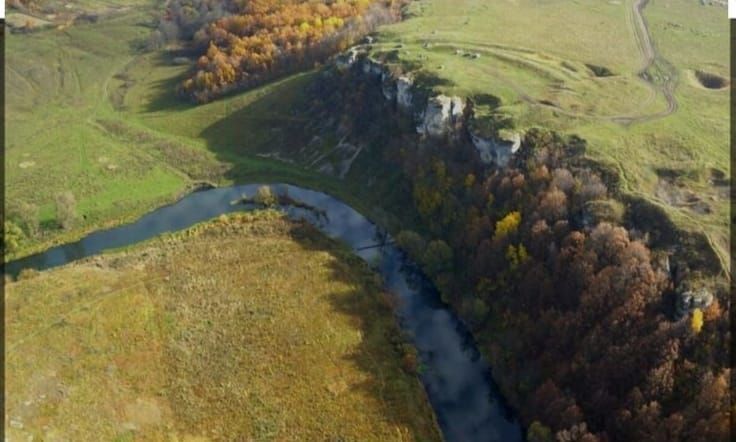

{"left": 396, "top": 230, "right": 426, "bottom": 260}
{"left": 506, "top": 244, "right": 529, "bottom": 271}
{"left": 422, "top": 240, "right": 453, "bottom": 274}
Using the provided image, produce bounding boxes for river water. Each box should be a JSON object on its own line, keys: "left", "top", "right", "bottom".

{"left": 5, "top": 184, "right": 523, "bottom": 441}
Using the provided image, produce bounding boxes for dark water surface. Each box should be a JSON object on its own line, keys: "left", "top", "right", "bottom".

{"left": 6, "top": 184, "right": 523, "bottom": 442}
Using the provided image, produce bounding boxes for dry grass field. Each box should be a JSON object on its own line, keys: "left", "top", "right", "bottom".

{"left": 5, "top": 212, "right": 440, "bottom": 441}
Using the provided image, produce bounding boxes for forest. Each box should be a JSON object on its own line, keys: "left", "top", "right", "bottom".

{"left": 158, "top": 0, "right": 404, "bottom": 102}
{"left": 307, "top": 62, "right": 732, "bottom": 441}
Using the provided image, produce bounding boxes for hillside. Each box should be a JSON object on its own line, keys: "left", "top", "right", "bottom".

{"left": 4, "top": 0, "right": 412, "bottom": 260}
{"left": 3, "top": 0, "right": 730, "bottom": 440}
{"left": 5, "top": 212, "right": 441, "bottom": 441}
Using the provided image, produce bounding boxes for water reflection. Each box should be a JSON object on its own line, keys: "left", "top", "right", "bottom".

{"left": 5, "top": 183, "right": 523, "bottom": 442}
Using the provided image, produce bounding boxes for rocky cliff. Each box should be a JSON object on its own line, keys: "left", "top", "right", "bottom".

{"left": 336, "top": 50, "right": 521, "bottom": 168}
{"left": 331, "top": 46, "right": 722, "bottom": 314}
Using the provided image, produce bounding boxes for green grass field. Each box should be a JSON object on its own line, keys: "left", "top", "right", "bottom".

{"left": 5, "top": 212, "right": 441, "bottom": 440}
{"left": 367, "top": 0, "right": 730, "bottom": 273}
{"left": 3, "top": 2, "right": 396, "bottom": 259}
{"left": 5, "top": 3, "right": 190, "bottom": 257}
{"left": 5, "top": 0, "right": 729, "bottom": 271}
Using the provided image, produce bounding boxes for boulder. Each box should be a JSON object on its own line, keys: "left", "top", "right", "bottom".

{"left": 397, "top": 76, "right": 414, "bottom": 110}
{"left": 675, "top": 286, "right": 714, "bottom": 317}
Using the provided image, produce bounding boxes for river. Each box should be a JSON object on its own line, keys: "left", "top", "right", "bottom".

{"left": 5, "top": 183, "right": 523, "bottom": 442}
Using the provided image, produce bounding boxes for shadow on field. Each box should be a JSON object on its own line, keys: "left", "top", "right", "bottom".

{"left": 197, "top": 74, "right": 315, "bottom": 159}
{"left": 142, "top": 52, "right": 195, "bottom": 113}
{"left": 285, "top": 222, "right": 439, "bottom": 438}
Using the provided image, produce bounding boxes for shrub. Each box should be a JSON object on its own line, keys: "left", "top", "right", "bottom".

{"left": 254, "top": 186, "right": 277, "bottom": 207}
{"left": 400, "top": 345, "right": 419, "bottom": 374}
{"left": 15, "top": 201, "right": 40, "bottom": 238}
{"left": 4, "top": 220, "right": 25, "bottom": 255}
{"left": 55, "top": 191, "right": 77, "bottom": 230}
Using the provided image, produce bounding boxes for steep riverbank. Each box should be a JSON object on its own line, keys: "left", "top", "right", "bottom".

{"left": 295, "top": 51, "right": 730, "bottom": 440}
{"left": 6, "top": 184, "right": 524, "bottom": 442}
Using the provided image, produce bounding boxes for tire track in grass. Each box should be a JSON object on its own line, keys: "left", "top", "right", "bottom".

{"left": 615, "top": 0, "right": 678, "bottom": 124}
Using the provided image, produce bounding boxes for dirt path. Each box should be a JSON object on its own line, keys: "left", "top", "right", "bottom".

{"left": 616, "top": 0, "right": 678, "bottom": 124}
{"left": 424, "top": 0, "right": 678, "bottom": 126}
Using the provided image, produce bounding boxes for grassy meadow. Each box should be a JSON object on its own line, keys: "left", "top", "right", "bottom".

{"left": 5, "top": 2, "right": 190, "bottom": 257}
{"left": 4, "top": 1, "right": 408, "bottom": 259}
{"left": 5, "top": 212, "right": 441, "bottom": 441}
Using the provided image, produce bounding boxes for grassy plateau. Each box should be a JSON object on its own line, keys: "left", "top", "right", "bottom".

{"left": 5, "top": 212, "right": 441, "bottom": 441}
{"left": 366, "top": 0, "right": 730, "bottom": 273}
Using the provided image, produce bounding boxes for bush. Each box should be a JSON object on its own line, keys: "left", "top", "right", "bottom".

{"left": 15, "top": 201, "right": 40, "bottom": 238}
{"left": 55, "top": 191, "right": 77, "bottom": 230}
{"left": 254, "top": 186, "right": 277, "bottom": 207}
{"left": 17, "top": 268, "right": 40, "bottom": 281}
{"left": 4, "top": 220, "right": 25, "bottom": 255}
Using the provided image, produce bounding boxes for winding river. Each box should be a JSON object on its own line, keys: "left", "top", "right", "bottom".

{"left": 6, "top": 184, "right": 523, "bottom": 442}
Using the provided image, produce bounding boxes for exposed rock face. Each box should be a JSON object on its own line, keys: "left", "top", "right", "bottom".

{"left": 337, "top": 49, "right": 522, "bottom": 164}
{"left": 417, "top": 95, "right": 465, "bottom": 137}
{"left": 676, "top": 286, "right": 714, "bottom": 318}
{"left": 471, "top": 131, "right": 521, "bottom": 167}
{"left": 362, "top": 58, "right": 384, "bottom": 79}
{"left": 397, "top": 76, "right": 414, "bottom": 110}
{"left": 335, "top": 49, "right": 360, "bottom": 71}
{"left": 382, "top": 76, "right": 397, "bottom": 101}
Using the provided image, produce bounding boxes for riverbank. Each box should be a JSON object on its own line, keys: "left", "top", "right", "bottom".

{"left": 5, "top": 184, "right": 524, "bottom": 441}
{"left": 6, "top": 211, "right": 442, "bottom": 441}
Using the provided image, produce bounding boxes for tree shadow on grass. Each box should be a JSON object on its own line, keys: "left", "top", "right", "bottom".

{"left": 140, "top": 51, "right": 196, "bottom": 113}
{"left": 284, "top": 221, "right": 442, "bottom": 440}
{"left": 196, "top": 73, "right": 317, "bottom": 157}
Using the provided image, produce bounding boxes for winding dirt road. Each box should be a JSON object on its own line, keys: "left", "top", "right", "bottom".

{"left": 615, "top": 0, "right": 678, "bottom": 124}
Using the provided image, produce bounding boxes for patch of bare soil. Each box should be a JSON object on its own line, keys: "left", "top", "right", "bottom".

{"left": 708, "top": 168, "right": 730, "bottom": 200}
{"left": 655, "top": 169, "right": 712, "bottom": 215}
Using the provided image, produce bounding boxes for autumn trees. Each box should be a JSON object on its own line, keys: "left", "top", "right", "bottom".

{"left": 172, "top": 0, "right": 404, "bottom": 102}
{"left": 296, "top": 49, "right": 730, "bottom": 441}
